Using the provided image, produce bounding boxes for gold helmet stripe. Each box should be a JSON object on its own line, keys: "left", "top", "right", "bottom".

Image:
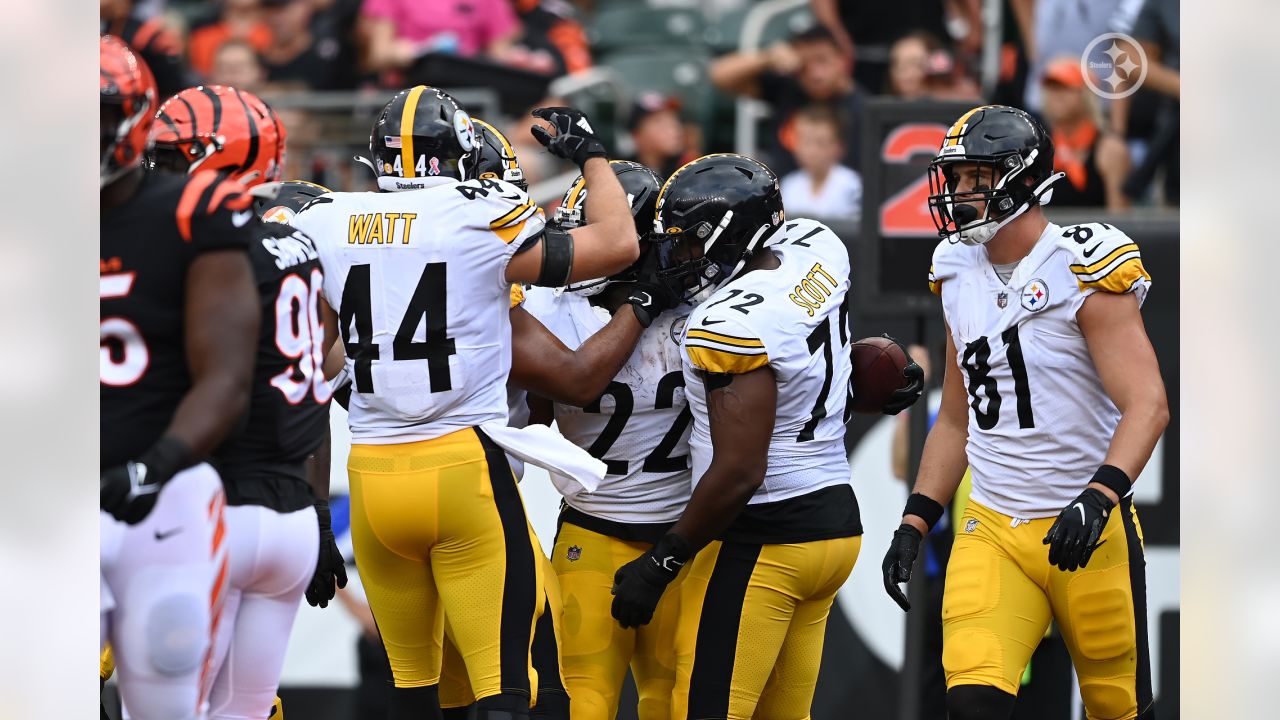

{"left": 944, "top": 105, "right": 1000, "bottom": 147}
{"left": 400, "top": 85, "right": 427, "bottom": 178}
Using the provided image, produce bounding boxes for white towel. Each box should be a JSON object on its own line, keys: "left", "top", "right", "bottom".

{"left": 479, "top": 421, "right": 605, "bottom": 498}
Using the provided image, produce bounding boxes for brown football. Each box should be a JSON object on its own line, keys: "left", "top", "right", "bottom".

{"left": 849, "top": 336, "right": 910, "bottom": 414}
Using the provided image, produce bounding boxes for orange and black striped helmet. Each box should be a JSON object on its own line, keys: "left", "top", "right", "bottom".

{"left": 150, "top": 85, "right": 286, "bottom": 188}
{"left": 100, "top": 35, "right": 158, "bottom": 187}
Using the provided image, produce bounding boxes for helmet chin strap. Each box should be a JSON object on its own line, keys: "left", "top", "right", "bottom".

{"left": 954, "top": 172, "right": 1065, "bottom": 246}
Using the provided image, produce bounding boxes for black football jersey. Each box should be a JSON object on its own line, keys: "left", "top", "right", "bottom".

{"left": 101, "top": 170, "right": 255, "bottom": 468}
{"left": 213, "top": 221, "right": 331, "bottom": 510}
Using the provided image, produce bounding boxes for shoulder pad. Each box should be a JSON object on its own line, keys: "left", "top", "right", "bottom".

{"left": 176, "top": 170, "right": 253, "bottom": 243}
{"left": 1058, "top": 222, "right": 1151, "bottom": 295}
{"left": 928, "top": 238, "right": 974, "bottom": 295}
{"left": 684, "top": 309, "right": 769, "bottom": 375}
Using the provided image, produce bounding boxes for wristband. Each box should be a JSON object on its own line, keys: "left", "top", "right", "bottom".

{"left": 1090, "top": 464, "right": 1131, "bottom": 500}
{"left": 903, "top": 492, "right": 945, "bottom": 531}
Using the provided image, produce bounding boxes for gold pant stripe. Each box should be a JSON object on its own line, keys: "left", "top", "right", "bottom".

{"left": 551, "top": 521, "right": 683, "bottom": 720}
{"left": 349, "top": 427, "right": 543, "bottom": 700}
{"left": 943, "top": 499, "right": 1150, "bottom": 720}
{"left": 674, "top": 536, "right": 861, "bottom": 720}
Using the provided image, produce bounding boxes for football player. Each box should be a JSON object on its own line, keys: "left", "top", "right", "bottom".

{"left": 880, "top": 105, "right": 1167, "bottom": 720}
{"left": 100, "top": 36, "right": 259, "bottom": 720}
{"left": 289, "top": 88, "right": 638, "bottom": 720}
{"left": 609, "top": 153, "right": 921, "bottom": 718}
{"left": 148, "top": 87, "right": 343, "bottom": 719}
{"left": 523, "top": 160, "right": 697, "bottom": 720}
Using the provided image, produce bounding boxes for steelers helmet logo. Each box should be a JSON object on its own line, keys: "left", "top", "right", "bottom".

{"left": 453, "top": 110, "right": 477, "bottom": 153}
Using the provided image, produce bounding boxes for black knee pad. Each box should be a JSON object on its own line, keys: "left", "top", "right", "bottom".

{"left": 946, "top": 684, "right": 1016, "bottom": 720}
{"left": 471, "top": 692, "right": 531, "bottom": 720}
{"left": 389, "top": 684, "right": 442, "bottom": 720}
{"left": 530, "top": 689, "right": 569, "bottom": 720}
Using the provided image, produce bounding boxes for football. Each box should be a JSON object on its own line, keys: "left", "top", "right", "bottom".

{"left": 849, "top": 336, "right": 910, "bottom": 414}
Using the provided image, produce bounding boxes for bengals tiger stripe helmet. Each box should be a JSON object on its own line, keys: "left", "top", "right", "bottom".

{"left": 100, "top": 35, "right": 158, "bottom": 188}
{"left": 150, "top": 85, "right": 286, "bottom": 188}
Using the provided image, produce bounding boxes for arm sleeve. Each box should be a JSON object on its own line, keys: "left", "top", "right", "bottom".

{"left": 684, "top": 314, "right": 770, "bottom": 375}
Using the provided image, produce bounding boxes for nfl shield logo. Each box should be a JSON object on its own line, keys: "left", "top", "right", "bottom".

{"left": 996, "top": 292, "right": 1008, "bottom": 309}
{"left": 566, "top": 545, "right": 582, "bottom": 562}
{"left": 965, "top": 519, "right": 978, "bottom": 533}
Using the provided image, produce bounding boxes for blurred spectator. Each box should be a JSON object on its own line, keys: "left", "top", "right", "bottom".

{"left": 886, "top": 31, "right": 981, "bottom": 101}
{"left": 810, "top": 0, "right": 976, "bottom": 96}
{"left": 1012, "top": 0, "right": 1126, "bottom": 112}
{"left": 209, "top": 39, "right": 266, "bottom": 92}
{"left": 1112, "top": 0, "right": 1178, "bottom": 205}
{"left": 627, "top": 92, "right": 693, "bottom": 179}
{"left": 511, "top": 0, "right": 592, "bottom": 77}
{"left": 358, "top": 0, "right": 521, "bottom": 75}
{"left": 1039, "top": 58, "right": 1130, "bottom": 210}
{"left": 187, "top": 0, "right": 274, "bottom": 78}
{"left": 779, "top": 105, "right": 861, "bottom": 223}
{"left": 259, "top": 0, "right": 343, "bottom": 89}
{"left": 709, "top": 26, "right": 865, "bottom": 175}
{"left": 101, "top": 0, "right": 193, "bottom": 97}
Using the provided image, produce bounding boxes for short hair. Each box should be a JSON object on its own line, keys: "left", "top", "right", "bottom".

{"left": 794, "top": 104, "right": 843, "bottom": 135}
{"left": 790, "top": 26, "right": 839, "bottom": 49}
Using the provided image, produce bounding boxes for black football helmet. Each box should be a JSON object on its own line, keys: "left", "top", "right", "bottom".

{"left": 927, "top": 105, "right": 1064, "bottom": 246}
{"left": 654, "top": 153, "right": 784, "bottom": 300}
{"left": 554, "top": 160, "right": 663, "bottom": 294}
{"left": 468, "top": 118, "right": 526, "bottom": 191}
{"left": 251, "top": 180, "right": 332, "bottom": 223}
{"left": 362, "top": 85, "right": 478, "bottom": 191}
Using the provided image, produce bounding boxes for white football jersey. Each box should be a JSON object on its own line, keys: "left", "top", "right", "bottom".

{"left": 930, "top": 220, "right": 1152, "bottom": 518}
{"left": 524, "top": 288, "right": 694, "bottom": 523}
{"left": 291, "top": 177, "right": 544, "bottom": 443}
{"left": 682, "top": 218, "right": 853, "bottom": 505}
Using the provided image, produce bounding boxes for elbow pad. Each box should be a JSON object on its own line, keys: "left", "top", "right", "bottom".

{"left": 534, "top": 225, "right": 574, "bottom": 288}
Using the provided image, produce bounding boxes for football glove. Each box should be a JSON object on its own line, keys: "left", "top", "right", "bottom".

{"left": 100, "top": 437, "right": 191, "bottom": 525}
{"left": 881, "top": 524, "right": 923, "bottom": 611}
{"left": 530, "top": 107, "right": 607, "bottom": 169}
{"left": 306, "top": 498, "right": 348, "bottom": 608}
{"left": 624, "top": 247, "right": 681, "bottom": 328}
{"left": 880, "top": 335, "right": 925, "bottom": 416}
{"left": 611, "top": 533, "right": 691, "bottom": 629}
{"left": 1043, "top": 487, "right": 1113, "bottom": 572}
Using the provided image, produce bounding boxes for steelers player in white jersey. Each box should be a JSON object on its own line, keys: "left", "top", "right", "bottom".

{"left": 609, "top": 154, "right": 923, "bottom": 719}
{"left": 289, "top": 89, "right": 639, "bottom": 720}
{"left": 517, "top": 160, "right": 700, "bottom": 720}
{"left": 880, "top": 105, "right": 1167, "bottom": 720}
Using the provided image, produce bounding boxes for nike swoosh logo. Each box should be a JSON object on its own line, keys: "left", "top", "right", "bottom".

{"left": 1082, "top": 243, "right": 1102, "bottom": 258}
{"left": 1073, "top": 502, "right": 1086, "bottom": 523}
{"left": 232, "top": 210, "right": 254, "bottom": 227}
{"left": 702, "top": 318, "right": 725, "bottom": 326}
{"left": 154, "top": 527, "right": 182, "bottom": 541}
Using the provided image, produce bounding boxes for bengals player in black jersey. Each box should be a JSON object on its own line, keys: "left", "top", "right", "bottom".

{"left": 100, "top": 36, "right": 259, "bottom": 720}
{"left": 149, "top": 85, "right": 344, "bottom": 719}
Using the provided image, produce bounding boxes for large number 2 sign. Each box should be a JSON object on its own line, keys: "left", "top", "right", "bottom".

{"left": 879, "top": 123, "right": 946, "bottom": 238}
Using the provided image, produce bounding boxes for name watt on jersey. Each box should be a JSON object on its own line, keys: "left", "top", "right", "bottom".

{"left": 347, "top": 212, "right": 419, "bottom": 245}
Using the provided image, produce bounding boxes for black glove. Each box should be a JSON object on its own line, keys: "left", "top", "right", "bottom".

{"left": 624, "top": 247, "right": 681, "bottom": 328}
{"left": 306, "top": 499, "right": 348, "bottom": 608}
{"left": 611, "top": 533, "right": 691, "bottom": 629}
{"left": 880, "top": 335, "right": 925, "bottom": 415}
{"left": 100, "top": 437, "right": 191, "bottom": 525}
{"left": 881, "top": 524, "right": 923, "bottom": 611}
{"left": 1043, "top": 487, "right": 1114, "bottom": 572}
{"left": 530, "top": 107, "right": 607, "bottom": 169}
